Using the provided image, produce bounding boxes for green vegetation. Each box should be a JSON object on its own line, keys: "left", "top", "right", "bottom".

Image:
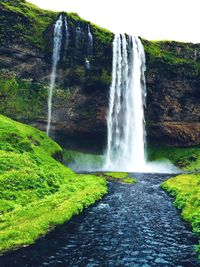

{"left": 0, "top": 71, "right": 47, "bottom": 121}
{"left": 104, "top": 172, "right": 137, "bottom": 184}
{"left": 147, "top": 144, "right": 200, "bottom": 171}
{"left": 0, "top": 0, "right": 113, "bottom": 52}
{"left": 142, "top": 39, "right": 200, "bottom": 77}
{"left": 0, "top": 115, "right": 107, "bottom": 253}
{"left": 162, "top": 174, "right": 200, "bottom": 258}
{"left": 0, "top": 0, "right": 57, "bottom": 50}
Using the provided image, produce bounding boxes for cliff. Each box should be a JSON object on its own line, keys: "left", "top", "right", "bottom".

{"left": 0, "top": 0, "right": 200, "bottom": 147}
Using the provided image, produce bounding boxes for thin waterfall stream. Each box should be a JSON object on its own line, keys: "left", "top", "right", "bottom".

{"left": 46, "top": 15, "right": 63, "bottom": 136}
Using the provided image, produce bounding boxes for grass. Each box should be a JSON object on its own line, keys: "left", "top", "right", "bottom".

{"left": 0, "top": 71, "right": 47, "bottom": 121}
{"left": 147, "top": 144, "right": 200, "bottom": 171}
{"left": 0, "top": 114, "right": 107, "bottom": 253}
{"left": 104, "top": 172, "right": 137, "bottom": 184}
{"left": 142, "top": 39, "right": 200, "bottom": 77}
{"left": 162, "top": 174, "right": 200, "bottom": 258}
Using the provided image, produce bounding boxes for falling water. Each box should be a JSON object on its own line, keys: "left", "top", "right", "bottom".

{"left": 104, "top": 34, "right": 179, "bottom": 173}
{"left": 64, "top": 17, "right": 69, "bottom": 49}
{"left": 76, "top": 24, "right": 82, "bottom": 48}
{"left": 85, "top": 25, "right": 93, "bottom": 70}
{"left": 46, "top": 15, "right": 63, "bottom": 136}
{"left": 87, "top": 25, "right": 93, "bottom": 55}
{"left": 104, "top": 34, "right": 147, "bottom": 171}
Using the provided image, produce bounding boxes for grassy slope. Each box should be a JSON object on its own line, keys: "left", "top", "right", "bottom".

{"left": 162, "top": 174, "right": 200, "bottom": 258}
{"left": 0, "top": 115, "right": 107, "bottom": 253}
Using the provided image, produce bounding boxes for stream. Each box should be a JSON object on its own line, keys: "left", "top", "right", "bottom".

{"left": 0, "top": 173, "right": 199, "bottom": 267}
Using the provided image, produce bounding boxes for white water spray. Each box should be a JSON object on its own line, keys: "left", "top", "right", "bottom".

{"left": 104, "top": 34, "right": 178, "bottom": 173}
{"left": 46, "top": 15, "right": 63, "bottom": 136}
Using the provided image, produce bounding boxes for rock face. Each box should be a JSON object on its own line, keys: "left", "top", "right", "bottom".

{"left": 144, "top": 40, "right": 200, "bottom": 146}
{"left": 0, "top": 0, "right": 200, "bottom": 147}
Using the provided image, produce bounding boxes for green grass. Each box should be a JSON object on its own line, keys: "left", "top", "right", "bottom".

{"left": 162, "top": 174, "right": 200, "bottom": 258}
{"left": 142, "top": 39, "right": 200, "bottom": 77}
{"left": 104, "top": 172, "right": 137, "bottom": 184}
{"left": 147, "top": 145, "right": 200, "bottom": 171}
{"left": 0, "top": 71, "right": 47, "bottom": 121}
{"left": 0, "top": 114, "right": 107, "bottom": 253}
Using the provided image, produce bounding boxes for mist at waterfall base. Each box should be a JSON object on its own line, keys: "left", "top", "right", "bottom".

{"left": 68, "top": 34, "right": 179, "bottom": 174}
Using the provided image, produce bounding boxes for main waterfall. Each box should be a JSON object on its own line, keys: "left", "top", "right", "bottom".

{"left": 46, "top": 15, "right": 63, "bottom": 136}
{"left": 105, "top": 34, "right": 147, "bottom": 171}
{"left": 104, "top": 34, "right": 179, "bottom": 173}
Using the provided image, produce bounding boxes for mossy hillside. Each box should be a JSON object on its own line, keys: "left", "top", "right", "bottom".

{"left": 0, "top": 0, "right": 113, "bottom": 52}
{"left": 147, "top": 145, "right": 200, "bottom": 171}
{"left": 142, "top": 39, "right": 200, "bottom": 78}
{"left": 162, "top": 174, "right": 200, "bottom": 258}
{"left": 0, "top": 0, "right": 57, "bottom": 51}
{"left": 0, "top": 71, "right": 48, "bottom": 122}
{"left": 0, "top": 114, "right": 107, "bottom": 253}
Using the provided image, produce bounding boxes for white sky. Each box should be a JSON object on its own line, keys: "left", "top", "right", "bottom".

{"left": 28, "top": 0, "right": 200, "bottom": 43}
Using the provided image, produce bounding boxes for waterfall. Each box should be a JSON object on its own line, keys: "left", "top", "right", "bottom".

{"left": 86, "top": 25, "right": 93, "bottom": 70}
{"left": 76, "top": 24, "right": 82, "bottom": 48}
{"left": 105, "top": 34, "right": 147, "bottom": 172}
{"left": 46, "top": 15, "right": 63, "bottom": 136}
{"left": 87, "top": 25, "right": 93, "bottom": 55}
{"left": 64, "top": 17, "right": 69, "bottom": 49}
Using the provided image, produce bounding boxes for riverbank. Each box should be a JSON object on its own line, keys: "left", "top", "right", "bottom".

{"left": 162, "top": 174, "right": 200, "bottom": 259}
{"left": 0, "top": 115, "right": 107, "bottom": 254}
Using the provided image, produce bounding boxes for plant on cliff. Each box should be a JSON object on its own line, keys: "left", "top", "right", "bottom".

{"left": 0, "top": 71, "right": 47, "bottom": 121}
{"left": 0, "top": 114, "right": 107, "bottom": 253}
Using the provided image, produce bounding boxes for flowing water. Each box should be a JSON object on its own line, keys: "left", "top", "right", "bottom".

{"left": 64, "top": 17, "right": 69, "bottom": 49}
{"left": 105, "top": 34, "right": 147, "bottom": 171}
{"left": 46, "top": 15, "right": 63, "bottom": 136}
{"left": 76, "top": 24, "right": 82, "bottom": 48}
{"left": 1, "top": 174, "right": 199, "bottom": 267}
{"left": 87, "top": 25, "right": 93, "bottom": 56}
{"left": 104, "top": 34, "right": 178, "bottom": 173}
{"left": 85, "top": 25, "right": 93, "bottom": 69}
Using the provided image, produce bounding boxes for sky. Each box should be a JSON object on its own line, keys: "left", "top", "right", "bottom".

{"left": 28, "top": 0, "right": 200, "bottom": 43}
